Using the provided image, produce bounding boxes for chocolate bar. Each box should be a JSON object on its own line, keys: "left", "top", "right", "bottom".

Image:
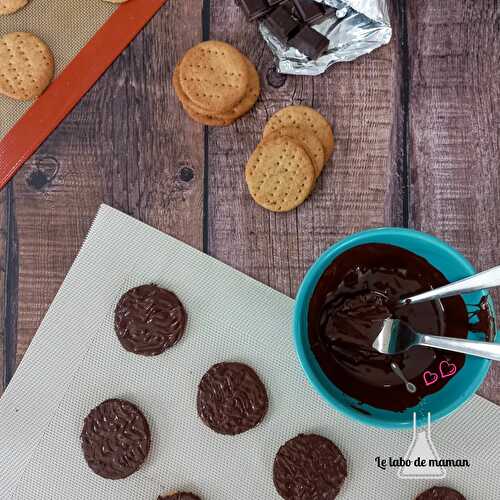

{"left": 264, "top": 4, "right": 300, "bottom": 43}
{"left": 236, "top": 0, "right": 333, "bottom": 61}
{"left": 238, "top": 0, "right": 272, "bottom": 21}
{"left": 289, "top": 25, "right": 329, "bottom": 59}
{"left": 292, "top": 0, "right": 324, "bottom": 24}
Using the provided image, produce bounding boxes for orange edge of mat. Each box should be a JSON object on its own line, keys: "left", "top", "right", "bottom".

{"left": 0, "top": 0, "right": 166, "bottom": 190}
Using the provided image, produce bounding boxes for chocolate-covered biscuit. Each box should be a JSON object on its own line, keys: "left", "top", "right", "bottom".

{"left": 273, "top": 434, "right": 347, "bottom": 499}
{"left": 197, "top": 362, "right": 268, "bottom": 435}
{"left": 81, "top": 399, "right": 151, "bottom": 479}
{"left": 158, "top": 493, "right": 201, "bottom": 500}
{"left": 114, "top": 284, "right": 187, "bottom": 356}
{"left": 415, "top": 486, "right": 466, "bottom": 500}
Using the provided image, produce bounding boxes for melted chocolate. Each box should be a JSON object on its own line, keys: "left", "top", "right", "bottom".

{"left": 308, "top": 243, "right": 493, "bottom": 412}
{"left": 197, "top": 362, "right": 268, "bottom": 435}
{"left": 114, "top": 284, "right": 187, "bottom": 356}
{"left": 415, "top": 486, "right": 466, "bottom": 500}
{"left": 81, "top": 399, "right": 151, "bottom": 480}
{"left": 273, "top": 433, "right": 347, "bottom": 499}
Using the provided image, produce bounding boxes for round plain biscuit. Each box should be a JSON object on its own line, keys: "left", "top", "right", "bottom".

{"left": 174, "top": 56, "right": 259, "bottom": 123}
{"left": 173, "top": 66, "right": 234, "bottom": 126}
{"left": 0, "top": 0, "right": 28, "bottom": 15}
{"left": 182, "top": 99, "right": 234, "bottom": 127}
{"left": 179, "top": 41, "right": 249, "bottom": 114}
{"left": 217, "top": 55, "right": 260, "bottom": 121}
{"left": 264, "top": 126, "right": 325, "bottom": 178}
{"left": 0, "top": 32, "right": 54, "bottom": 100}
{"left": 263, "top": 105, "right": 335, "bottom": 160}
{"left": 245, "top": 137, "right": 315, "bottom": 212}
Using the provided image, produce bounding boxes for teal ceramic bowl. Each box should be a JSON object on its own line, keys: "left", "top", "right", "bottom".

{"left": 294, "top": 228, "right": 498, "bottom": 429}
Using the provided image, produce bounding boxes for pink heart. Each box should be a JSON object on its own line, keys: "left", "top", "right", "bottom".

{"left": 439, "top": 360, "right": 457, "bottom": 378}
{"left": 423, "top": 370, "right": 439, "bottom": 386}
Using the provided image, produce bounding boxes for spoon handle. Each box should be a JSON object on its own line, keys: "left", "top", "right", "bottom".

{"left": 419, "top": 334, "right": 500, "bottom": 361}
{"left": 403, "top": 265, "right": 500, "bottom": 305}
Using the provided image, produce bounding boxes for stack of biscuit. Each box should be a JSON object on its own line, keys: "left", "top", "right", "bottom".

{"left": 173, "top": 41, "right": 260, "bottom": 126}
{"left": 245, "top": 105, "right": 334, "bottom": 212}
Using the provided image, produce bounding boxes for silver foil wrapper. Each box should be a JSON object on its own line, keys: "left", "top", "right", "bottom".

{"left": 259, "top": 0, "right": 392, "bottom": 76}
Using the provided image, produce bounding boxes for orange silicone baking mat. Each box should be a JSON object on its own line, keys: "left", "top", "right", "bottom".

{"left": 0, "top": 0, "right": 166, "bottom": 189}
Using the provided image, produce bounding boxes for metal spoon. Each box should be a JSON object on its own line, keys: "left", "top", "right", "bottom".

{"left": 401, "top": 264, "right": 500, "bottom": 305}
{"left": 390, "top": 361, "right": 417, "bottom": 393}
{"left": 373, "top": 318, "right": 500, "bottom": 361}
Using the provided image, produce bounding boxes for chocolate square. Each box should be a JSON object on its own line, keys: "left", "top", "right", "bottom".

{"left": 264, "top": 5, "right": 301, "bottom": 43}
{"left": 289, "top": 24, "right": 329, "bottom": 59}
{"left": 238, "top": 0, "right": 272, "bottom": 21}
{"left": 292, "top": 0, "right": 324, "bottom": 24}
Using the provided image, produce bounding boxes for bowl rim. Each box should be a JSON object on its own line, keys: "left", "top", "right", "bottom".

{"left": 293, "top": 227, "right": 497, "bottom": 429}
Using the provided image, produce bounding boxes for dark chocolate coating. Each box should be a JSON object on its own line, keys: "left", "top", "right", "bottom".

{"left": 158, "top": 493, "right": 201, "bottom": 500}
{"left": 114, "top": 284, "right": 187, "bottom": 356}
{"left": 308, "top": 243, "right": 494, "bottom": 412}
{"left": 197, "top": 362, "right": 268, "bottom": 435}
{"left": 81, "top": 399, "right": 151, "bottom": 480}
{"left": 289, "top": 25, "right": 329, "bottom": 59}
{"left": 273, "top": 434, "right": 347, "bottom": 500}
{"left": 415, "top": 486, "right": 466, "bottom": 500}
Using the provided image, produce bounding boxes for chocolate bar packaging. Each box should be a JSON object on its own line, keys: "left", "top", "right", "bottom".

{"left": 253, "top": 0, "right": 392, "bottom": 76}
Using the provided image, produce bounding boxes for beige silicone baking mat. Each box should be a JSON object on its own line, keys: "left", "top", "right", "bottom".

{"left": 0, "top": 204, "right": 498, "bottom": 499}
{"left": 0, "top": 0, "right": 117, "bottom": 140}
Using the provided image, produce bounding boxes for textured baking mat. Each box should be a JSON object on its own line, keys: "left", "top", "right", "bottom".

{"left": 0, "top": 205, "right": 498, "bottom": 499}
{"left": 0, "top": 0, "right": 165, "bottom": 188}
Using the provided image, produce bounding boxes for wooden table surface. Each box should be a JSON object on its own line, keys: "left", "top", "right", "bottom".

{"left": 0, "top": 0, "right": 498, "bottom": 405}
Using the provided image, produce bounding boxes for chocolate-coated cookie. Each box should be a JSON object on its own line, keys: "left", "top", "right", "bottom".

{"left": 114, "top": 284, "right": 187, "bottom": 356}
{"left": 197, "top": 362, "right": 268, "bottom": 435}
{"left": 415, "top": 486, "right": 466, "bottom": 500}
{"left": 158, "top": 493, "right": 201, "bottom": 500}
{"left": 273, "top": 433, "right": 347, "bottom": 500}
{"left": 81, "top": 399, "right": 151, "bottom": 479}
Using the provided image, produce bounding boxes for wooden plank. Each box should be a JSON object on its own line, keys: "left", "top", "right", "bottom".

{"left": 407, "top": 0, "right": 499, "bottom": 403}
{"left": 207, "top": 1, "right": 403, "bottom": 296}
{"left": 4, "top": 0, "right": 204, "bottom": 376}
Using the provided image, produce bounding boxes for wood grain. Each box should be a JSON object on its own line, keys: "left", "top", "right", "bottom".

{"left": 5, "top": 0, "right": 204, "bottom": 371}
{"left": 407, "top": 1, "right": 499, "bottom": 403}
{"left": 207, "top": 0, "right": 402, "bottom": 297}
